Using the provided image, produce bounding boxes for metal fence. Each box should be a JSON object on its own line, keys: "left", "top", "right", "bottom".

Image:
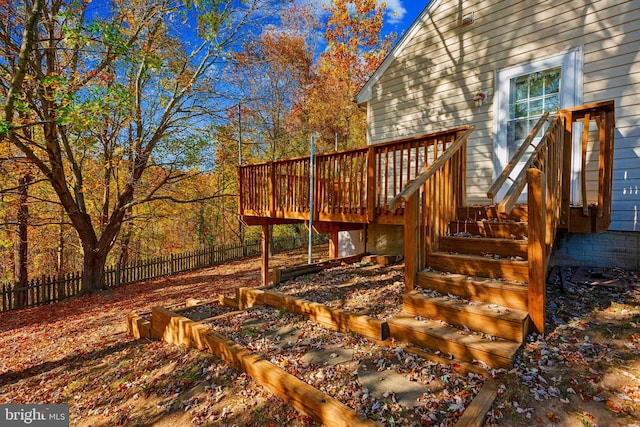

{"left": 1, "top": 234, "right": 327, "bottom": 312}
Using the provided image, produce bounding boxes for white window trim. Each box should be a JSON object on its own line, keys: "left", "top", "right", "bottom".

{"left": 493, "top": 47, "right": 584, "bottom": 184}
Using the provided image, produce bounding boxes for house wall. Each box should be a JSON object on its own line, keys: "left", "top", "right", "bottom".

{"left": 365, "top": 0, "right": 640, "bottom": 233}
{"left": 553, "top": 231, "right": 640, "bottom": 270}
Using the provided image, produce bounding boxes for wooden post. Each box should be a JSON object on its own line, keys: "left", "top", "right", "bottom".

{"left": 329, "top": 231, "right": 339, "bottom": 259}
{"left": 527, "top": 168, "right": 546, "bottom": 335}
{"left": 560, "top": 112, "right": 572, "bottom": 228}
{"left": 603, "top": 109, "right": 615, "bottom": 229}
{"left": 404, "top": 192, "right": 420, "bottom": 292}
{"left": 261, "top": 224, "right": 270, "bottom": 287}
{"left": 580, "top": 112, "right": 591, "bottom": 216}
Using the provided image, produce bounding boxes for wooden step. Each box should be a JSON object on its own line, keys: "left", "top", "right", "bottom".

{"left": 457, "top": 205, "right": 528, "bottom": 222}
{"left": 417, "top": 271, "right": 528, "bottom": 311}
{"left": 448, "top": 220, "right": 528, "bottom": 239}
{"left": 439, "top": 236, "right": 528, "bottom": 259}
{"left": 387, "top": 314, "right": 522, "bottom": 369}
{"left": 403, "top": 291, "right": 529, "bottom": 342}
{"left": 428, "top": 252, "right": 528, "bottom": 282}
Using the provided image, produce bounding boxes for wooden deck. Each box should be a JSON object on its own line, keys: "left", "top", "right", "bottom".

{"left": 239, "top": 100, "right": 615, "bottom": 349}
{"left": 239, "top": 127, "right": 469, "bottom": 228}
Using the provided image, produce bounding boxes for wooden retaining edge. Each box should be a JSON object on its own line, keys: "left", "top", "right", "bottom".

{"left": 272, "top": 254, "right": 364, "bottom": 285}
{"left": 126, "top": 312, "right": 151, "bottom": 340}
{"left": 454, "top": 379, "right": 499, "bottom": 427}
{"left": 200, "top": 330, "right": 381, "bottom": 427}
{"left": 218, "top": 295, "right": 240, "bottom": 309}
{"left": 241, "top": 288, "right": 389, "bottom": 341}
{"left": 237, "top": 287, "right": 264, "bottom": 310}
{"left": 361, "top": 254, "right": 403, "bottom": 266}
{"left": 148, "top": 306, "right": 381, "bottom": 426}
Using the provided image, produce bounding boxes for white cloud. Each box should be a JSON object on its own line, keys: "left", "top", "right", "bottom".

{"left": 382, "top": 0, "right": 407, "bottom": 24}
{"left": 298, "top": 0, "right": 408, "bottom": 25}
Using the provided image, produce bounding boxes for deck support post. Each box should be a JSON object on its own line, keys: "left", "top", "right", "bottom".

{"left": 527, "top": 168, "right": 546, "bottom": 335}
{"left": 329, "top": 231, "right": 339, "bottom": 259}
{"left": 261, "top": 224, "right": 270, "bottom": 287}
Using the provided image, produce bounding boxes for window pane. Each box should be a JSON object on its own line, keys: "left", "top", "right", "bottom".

{"left": 545, "top": 94, "right": 560, "bottom": 112}
{"left": 514, "top": 119, "right": 528, "bottom": 140}
{"left": 515, "top": 101, "right": 528, "bottom": 118}
{"left": 529, "top": 72, "right": 544, "bottom": 97}
{"left": 530, "top": 99, "right": 544, "bottom": 115}
{"left": 515, "top": 77, "right": 528, "bottom": 101}
{"left": 544, "top": 68, "right": 561, "bottom": 94}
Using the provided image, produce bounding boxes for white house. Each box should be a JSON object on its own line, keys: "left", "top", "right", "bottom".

{"left": 352, "top": 0, "right": 640, "bottom": 269}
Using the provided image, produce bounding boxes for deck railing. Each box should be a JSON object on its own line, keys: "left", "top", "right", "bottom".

{"left": 488, "top": 100, "right": 615, "bottom": 333}
{"left": 238, "top": 127, "right": 469, "bottom": 224}
{"left": 387, "top": 127, "right": 475, "bottom": 290}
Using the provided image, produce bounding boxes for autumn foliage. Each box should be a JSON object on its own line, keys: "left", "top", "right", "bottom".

{"left": 0, "top": 0, "right": 395, "bottom": 289}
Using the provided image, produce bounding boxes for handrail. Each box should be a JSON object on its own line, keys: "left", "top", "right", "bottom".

{"left": 487, "top": 112, "right": 550, "bottom": 201}
{"left": 386, "top": 126, "right": 475, "bottom": 211}
{"left": 498, "top": 116, "right": 563, "bottom": 214}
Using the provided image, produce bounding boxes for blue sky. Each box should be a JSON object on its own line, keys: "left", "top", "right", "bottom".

{"left": 383, "top": 1, "right": 427, "bottom": 32}
{"left": 303, "top": 1, "right": 428, "bottom": 37}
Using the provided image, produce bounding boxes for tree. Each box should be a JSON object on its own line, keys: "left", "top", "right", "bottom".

{"left": 305, "top": 0, "right": 395, "bottom": 149}
{"left": 1, "top": 0, "right": 277, "bottom": 292}
{"left": 230, "top": 5, "right": 316, "bottom": 162}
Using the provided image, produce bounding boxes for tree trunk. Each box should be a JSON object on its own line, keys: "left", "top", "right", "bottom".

{"left": 13, "top": 172, "right": 31, "bottom": 308}
{"left": 81, "top": 248, "right": 108, "bottom": 292}
{"left": 118, "top": 208, "right": 133, "bottom": 267}
{"left": 56, "top": 207, "right": 66, "bottom": 299}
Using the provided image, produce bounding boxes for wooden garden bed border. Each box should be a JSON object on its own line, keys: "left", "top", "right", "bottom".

{"left": 236, "top": 287, "right": 389, "bottom": 341}
{"left": 127, "top": 286, "right": 497, "bottom": 427}
{"left": 271, "top": 253, "right": 364, "bottom": 285}
{"left": 148, "top": 305, "right": 381, "bottom": 427}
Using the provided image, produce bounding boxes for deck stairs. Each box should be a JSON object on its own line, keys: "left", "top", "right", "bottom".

{"left": 388, "top": 205, "right": 531, "bottom": 369}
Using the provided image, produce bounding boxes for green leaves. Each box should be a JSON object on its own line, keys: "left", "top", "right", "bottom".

{"left": 0, "top": 120, "right": 11, "bottom": 137}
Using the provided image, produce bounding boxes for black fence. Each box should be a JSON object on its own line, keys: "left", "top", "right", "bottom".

{"left": 1, "top": 234, "right": 327, "bottom": 312}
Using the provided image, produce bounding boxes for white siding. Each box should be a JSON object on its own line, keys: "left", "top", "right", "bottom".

{"left": 364, "top": 0, "right": 640, "bottom": 231}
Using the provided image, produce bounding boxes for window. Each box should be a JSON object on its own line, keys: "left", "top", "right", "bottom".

{"left": 507, "top": 68, "right": 561, "bottom": 158}
{"left": 494, "top": 48, "right": 583, "bottom": 201}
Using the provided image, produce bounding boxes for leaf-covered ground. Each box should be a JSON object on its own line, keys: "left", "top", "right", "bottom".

{"left": 488, "top": 268, "right": 640, "bottom": 426}
{"left": 0, "top": 248, "right": 325, "bottom": 426}
{"left": 1, "top": 249, "right": 639, "bottom": 426}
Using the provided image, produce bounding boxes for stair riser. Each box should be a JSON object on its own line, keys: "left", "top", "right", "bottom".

{"left": 439, "top": 237, "right": 528, "bottom": 259}
{"left": 457, "top": 206, "right": 528, "bottom": 222}
{"left": 403, "top": 294, "right": 526, "bottom": 342}
{"left": 429, "top": 255, "right": 528, "bottom": 282}
{"left": 449, "top": 222, "right": 528, "bottom": 239}
{"left": 416, "top": 273, "right": 528, "bottom": 311}
{"left": 387, "top": 321, "right": 514, "bottom": 369}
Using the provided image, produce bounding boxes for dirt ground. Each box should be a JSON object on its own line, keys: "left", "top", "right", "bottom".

{"left": 1, "top": 247, "right": 639, "bottom": 426}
